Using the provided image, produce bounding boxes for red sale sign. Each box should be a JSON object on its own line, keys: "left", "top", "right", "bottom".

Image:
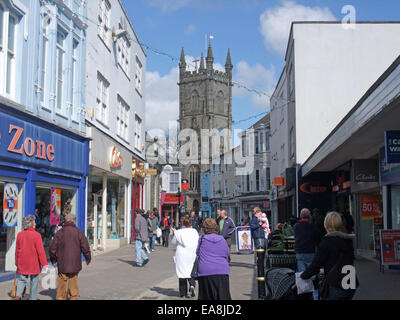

{"left": 380, "top": 230, "right": 400, "bottom": 265}
{"left": 361, "top": 195, "right": 381, "bottom": 220}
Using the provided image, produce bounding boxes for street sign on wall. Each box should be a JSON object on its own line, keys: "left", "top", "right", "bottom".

{"left": 385, "top": 131, "right": 400, "bottom": 164}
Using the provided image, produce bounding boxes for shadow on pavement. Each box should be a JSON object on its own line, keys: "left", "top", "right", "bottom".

{"left": 39, "top": 289, "right": 57, "bottom": 300}
{"left": 118, "top": 259, "right": 140, "bottom": 268}
{"left": 150, "top": 286, "right": 180, "bottom": 298}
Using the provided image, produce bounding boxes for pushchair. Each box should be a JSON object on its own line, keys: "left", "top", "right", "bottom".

{"left": 264, "top": 268, "right": 313, "bottom": 300}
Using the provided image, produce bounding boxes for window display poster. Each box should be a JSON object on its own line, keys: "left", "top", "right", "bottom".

{"left": 361, "top": 194, "right": 381, "bottom": 220}
{"left": 236, "top": 226, "right": 253, "bottom": 253}
{"left": 380, "top": 230, "right": 400, "bottom": 265}
{"left": 3, "top": 183, "right": 18, "bottom": 227}
{"left": 50, "top": 188, "right": 62, "bottom": 226}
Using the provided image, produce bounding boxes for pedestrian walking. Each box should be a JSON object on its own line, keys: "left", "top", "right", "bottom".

{"left": 312, "top": 208, "right": 326, "bottom": 236}
{"left": 159, "top": 213, "right": 172, "bottom": 247}
{"left": 218, "top": 210, "right": 236, "bottom": 257}
{"left": 300, "top": 211, "right": 359, "bottom": 300}
{"left": 49, "top": 214, "right": 91, "bottom": 300}
{"left": 147, "top": 211, "right": 159, "bottom": 252}
{"left": 14, "top": 215, "right": 48, "bottom": 300}
{"left": 341, "top": 205, "right": 355, "bottom": 234}
{"left": 134, "top": 209, "right": 149, "bottom": 267}
{"left": 190, "top": 210, "right": 200, "bottom": 232}
{"left": 293, "top": 208, "right": 323, "bottom": 300}
{"left": 216, "top": 209, "right": 222, "bottom": 225}
{"left": 197, "top": 218, "right": 231, "bottom": 300}
{"left": 142, "top": 210, "right": 151, "bottom": 254}
{"left": 171, "top": 217, "right": 199, "bottom": 298}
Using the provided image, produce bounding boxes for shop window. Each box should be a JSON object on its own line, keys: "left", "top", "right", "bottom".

{"left": 35, "top": 186, "right": 77, "bottom": 248}
{"left": 106, "top": 179, "right": 125, "bottom": 239}
{"left": 0, "top": 181, "right": 23, "bottom": 272}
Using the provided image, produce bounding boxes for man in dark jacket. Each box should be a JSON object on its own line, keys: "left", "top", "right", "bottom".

{"left": 49, "top": 214, "right": 91, "bottom": 300}
{"left": 219, "top": 210, "right": 236, "bottom": 253}
{"left": 159, "top": 213, "right": 172, "bottom": 247}
{"left": 294, "top": 208, "right": 323, "bottom": 300}
{"left": 135, "top": 209, "right": 149, "bottom": 267}
{"left": 190, "top": 210, "right": 200, "bottom": 232}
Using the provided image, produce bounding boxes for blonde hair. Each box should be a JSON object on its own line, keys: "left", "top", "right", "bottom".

{"left": 324, "top": 212, "right": 344, "bottom": 233}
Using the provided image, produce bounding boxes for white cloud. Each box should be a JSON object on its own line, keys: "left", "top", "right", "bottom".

{"left": 145, "top": 0, "right": 191, "bottom": 12}
{"left": 233, "top": 61, "right": 277, "bottom": 109}
{"left": 184, "top": 24, "right": 197, "bottom": 35}
{"left": 260, "top": 1, "right": 336, "bottom": 56}
{"left": 145, "top": 56, "right": 225, "bottom": 131}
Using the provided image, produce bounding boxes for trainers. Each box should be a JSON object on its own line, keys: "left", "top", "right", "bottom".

{"left": 190, "top": 286, "right": 195, "bottom": 297}
{"left": 143, "top": 258, "right": 149, "bottom": 266}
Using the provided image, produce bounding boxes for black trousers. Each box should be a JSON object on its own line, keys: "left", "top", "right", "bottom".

{"left": 179, "top": 278, "right": 196, "bottom": 297}
{"left": 198, "top": 275, "right": 232, "bottom": 300}
{"left": 162, "top": 230, "right": 170, "bottom": 247}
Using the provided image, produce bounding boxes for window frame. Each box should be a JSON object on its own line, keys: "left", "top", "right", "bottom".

{"left": 55, "top": 27, "right": 66, "bottom": 113}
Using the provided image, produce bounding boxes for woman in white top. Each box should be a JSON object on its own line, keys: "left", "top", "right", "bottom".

{"left": 171, "top": 216, "right": 199, "bottom": 298}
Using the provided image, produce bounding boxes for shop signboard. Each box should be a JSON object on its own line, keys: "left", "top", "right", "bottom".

{"left": 181, "top": 179, "right": 189, "bottom": 191}
{"left": 50, "top": 188, "right": 62, "bottom": 226}
{"left": 380, "top": 230, "right": 400, "bottom": 265}
{"left": 0, "top": 110, "right": 87, "bottom": 177}
{"left": 236, "top": 226, "right": 253, "bottom": 253}
{"left": 380, "top": 147, "right": 400, "bottom": 186}
{"left": 3, "top": 183, "right": 18, "bottom": 227}
{"left": 352, "top": 159, "right": 379, "bottom": 183}
{"left": 385, "top": 131, "right": 400, "bottom": 164}
{"left": 361, "top": 194, "right": 381, "bottom": 220}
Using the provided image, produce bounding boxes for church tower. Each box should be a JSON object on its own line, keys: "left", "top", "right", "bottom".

{"left": 178, "top": 44, "right": 233, "bottom": 213}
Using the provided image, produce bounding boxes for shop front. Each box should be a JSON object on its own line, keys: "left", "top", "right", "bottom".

{"left": 87, "top": 126, "right": 132, "bottom": 251}
{"left": 131, "top": 157, "right": 145, "bottom": 241}
{"left": 239, "top": 195, "right": 271, "bottom": 226}
{"left": 0, "top": 103, "right": 88, "bottom": 271}
{"left": 160, "top": 191, "right": 184, "bottom": 224}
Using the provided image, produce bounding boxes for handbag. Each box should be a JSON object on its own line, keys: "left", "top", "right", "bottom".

{"left": 190, "top": 235, "right": 204, "bottom": 280}
{"left": 320, "top": 252, "right": 343, "bottom": 300}
{"left": 11, "top": 272, "right": 27, "bottom": 298}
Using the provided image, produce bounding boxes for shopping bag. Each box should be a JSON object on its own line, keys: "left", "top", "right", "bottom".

{"left": 295, "top": 272, "right": 314, "bottom": 295}
{"left": 156, "top": 227, "right": 162, "bottom": 238}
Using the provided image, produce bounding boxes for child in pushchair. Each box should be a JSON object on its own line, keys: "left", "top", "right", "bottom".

{"left": 264, "top": 268, "right": 315, "bottom": 300}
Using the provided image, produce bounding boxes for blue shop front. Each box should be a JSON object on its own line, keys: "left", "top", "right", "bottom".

{"left": 0, "top": 104, "right": 89, "bottom": 272}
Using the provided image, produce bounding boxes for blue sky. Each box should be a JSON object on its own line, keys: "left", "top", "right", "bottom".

{"left": 121, "top": 0, "right": 400, "bottom": 134}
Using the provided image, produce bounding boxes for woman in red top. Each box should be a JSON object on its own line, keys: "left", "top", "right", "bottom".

{"left": 15, "top": 215, "right": 48, "bottom": 300}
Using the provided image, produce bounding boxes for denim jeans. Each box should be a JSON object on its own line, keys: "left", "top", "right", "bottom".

{"left": 150, "top": 235, "right": 156, "bottom": 251}
{"left": 136, "top": 240, "right": 148, "bottom": 266}
{"left": 16, "top": 274, "right": 39, "bottom": 300}
{"left": 326, "top": 286, "right": 356, "bottom": 300}
{"left": 296, "top": 253, "right": 319, "bottom": 300}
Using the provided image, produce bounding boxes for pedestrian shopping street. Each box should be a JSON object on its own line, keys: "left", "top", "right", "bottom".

{"left": 0, "top": 242, "right": 397, "bottom": 300}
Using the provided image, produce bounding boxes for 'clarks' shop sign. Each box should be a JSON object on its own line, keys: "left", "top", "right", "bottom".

{"left": 0, "top": 110, "right": 86, "bottom": 176}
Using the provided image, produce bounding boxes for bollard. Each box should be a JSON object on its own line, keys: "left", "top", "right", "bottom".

{"left": 255, "top": 238, "right": 266, "bottom": 299}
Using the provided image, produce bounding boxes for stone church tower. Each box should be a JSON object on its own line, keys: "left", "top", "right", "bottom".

{"left": 178, "top": 43, "right": 233, "bottom": 213}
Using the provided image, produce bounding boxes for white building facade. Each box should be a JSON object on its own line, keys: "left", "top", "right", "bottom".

{"left": 85, "top": 0, "right": 146, "bottom": 251}
{"left": 270, "top": 22, "right": 400, "bottom": 224}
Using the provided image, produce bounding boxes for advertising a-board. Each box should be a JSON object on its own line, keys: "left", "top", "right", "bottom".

{"left": 236, "top": 226, "right": 253, "bottom": 253}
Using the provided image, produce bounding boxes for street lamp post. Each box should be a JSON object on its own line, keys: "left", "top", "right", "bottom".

{"left": 177, "top": 187, "right": 181, "bottom": 228}
{"left": 255, "top": 238, "right": 266, "bottom": 299}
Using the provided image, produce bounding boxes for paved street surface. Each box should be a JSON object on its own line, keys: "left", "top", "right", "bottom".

{"left": 0, "top": 242, "right": 256, "bottom": 300}
{"left": 0, "top": 243, "right": 398, "bottom": 300}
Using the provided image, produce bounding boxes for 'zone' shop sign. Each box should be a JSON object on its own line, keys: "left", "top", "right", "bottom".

{"left": 7, "top": 125, "right": 55, "bottom": 161}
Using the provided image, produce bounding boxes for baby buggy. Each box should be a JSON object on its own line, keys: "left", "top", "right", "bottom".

{"left": 264, "top": 268, "right": 313, "bottom": 300}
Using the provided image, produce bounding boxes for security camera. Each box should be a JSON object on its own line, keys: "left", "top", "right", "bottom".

{"left": 112, "top": 29, "right": 128, "bottom": 41}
